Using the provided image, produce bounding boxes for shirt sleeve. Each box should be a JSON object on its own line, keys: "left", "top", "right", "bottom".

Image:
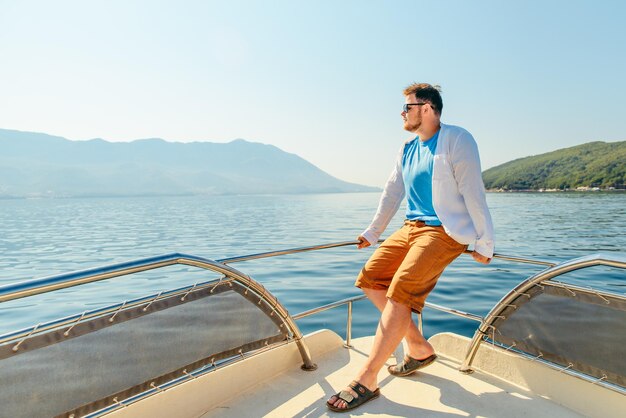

{"left": 450, "top": 134, "right": 495, "bottom": 258}
{"left": 360, "top": 146, "right": 406, "bottom": 245}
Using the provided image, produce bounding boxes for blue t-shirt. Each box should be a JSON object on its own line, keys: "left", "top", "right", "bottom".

{"left": 401, "top": 130, "right": 441, "bottom": 225}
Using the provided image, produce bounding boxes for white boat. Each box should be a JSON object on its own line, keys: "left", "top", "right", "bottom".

{"left": 0, "top": 243, "right": 624, "bottom": 417}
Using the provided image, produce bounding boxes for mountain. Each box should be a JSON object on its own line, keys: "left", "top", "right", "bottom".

{"left": 0, "top": 129, "right": 378, "bottom": 198}
{"left": 482, "top": 141, "right": 626, "bottom": 190}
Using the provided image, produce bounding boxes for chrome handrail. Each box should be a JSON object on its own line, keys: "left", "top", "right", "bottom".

{"left": 216, "top": 242, "right": 553, "bottom": 353}
{"left": 0, "top": 278, "right": 236, "bottom": 345}
{"left": 0, "top": 253, "right": 183, "bottom": 303}
{"left": 292, "top": 296, "right": 486, "bottom": 349}
{"left": 0, "top": 240, "right": 553, "bottom": 303}
{"left": 0, "top": 241, "right": 555, "bottom": 369}
{"left": 425, "top": 302, "right": 484, "bottom": 323}
{"left": 293, "top": 295, "right": 367, "bottom": 348}
{"left": 218, "top": 240, "right": 556, "bottom": 267}
{"left": 2, "top": 243, "right": 624, "bottom": 414}
{"left": 0, "top": 242, "right": 593, "bottom": 372}
{"left": 0, "top": 253, "right": 317, "bottom": 371}
{"left": 460, "top": 253, "right": 626, "bottom": 374}
{"left": 292, "top": 295, "right": 368, "bottom": 320}
{"left": 466, "top": 250, "right": 556, "bottom": 267}
{"left": 289, "top": 250, "right": 626, "bottom": 395}
{"left": 218, "top": 241, "right": 373, "bottom": 264}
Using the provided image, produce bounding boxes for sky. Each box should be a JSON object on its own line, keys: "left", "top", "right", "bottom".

{"left": 1, "top": 0, "right": 625, "bottom": 187}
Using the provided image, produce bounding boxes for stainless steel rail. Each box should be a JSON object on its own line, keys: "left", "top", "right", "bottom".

{"left": 425, "top": 302, "right": 484, "bottom": 323}
{"left": 292, "top": 296, "right": 486, "bottom": 349}
{"left": 0, "top": 278, "right": 236, "bottom": 345}
{"left": 2, "top": 242, "right": 623, "bottom": 414}
{"left": 0, "top": 241, "right": 574, "bottom": 378}
{"left": 217, "top": 241, "right": 374, "bottom": 264}
{"left": 464, "top": 249, "right": 556, "bottom": 267}
{"left": 0, "top": 240, "right": 552, "bottom": 303}
{"left": 293, "top": 295, "right": 367, "bottom": 348}
{"left": 0, "top": 241, "right": 552, "bottom": 367}
{"left": 292, "top": 295, "right": 367, "bottom": 321}
{"left": 0, "top": 253, "right": 317, "bottom": 371}
{"left": 218, "top": 240, "right": 555, "bottom": 267}
{"left": 0, "top": 253, "right": 182, "bottom": 303}
{"left": 290, "top": 250, "right": 626, "bottom": 395}
{"left": 217, "top": 241, "right": 550, "bottom": 351}
{"left": 460, "top": 253, "right": 626, "bottom": 374}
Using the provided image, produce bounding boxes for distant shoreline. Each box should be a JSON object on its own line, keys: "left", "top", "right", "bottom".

{"left": 487, "top": 189, "right": 625, "bottom": 193}
{"left": 2, "top": 189, "right": 624, "bottom": 200}
{"left": 0, "top": 190, "right": 382, "bottom": 200}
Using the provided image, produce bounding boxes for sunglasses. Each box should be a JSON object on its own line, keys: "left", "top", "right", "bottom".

{"left": 402, "top": 103, "right": 428, "bottom": 113}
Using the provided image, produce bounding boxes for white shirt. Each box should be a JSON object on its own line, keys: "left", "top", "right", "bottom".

{"left": 361, "top": 123, "right": 495, "bottom": 258}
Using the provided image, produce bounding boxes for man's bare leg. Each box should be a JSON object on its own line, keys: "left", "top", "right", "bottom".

{"left": 363, "top": 288, "right": 434, "bottom": 359}
{"left": 328, "top": 297, "right": 412, "bottom": 410}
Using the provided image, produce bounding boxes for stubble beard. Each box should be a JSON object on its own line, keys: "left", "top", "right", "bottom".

{"left": 403, "top": 120, "right": 421, "bottom": 133}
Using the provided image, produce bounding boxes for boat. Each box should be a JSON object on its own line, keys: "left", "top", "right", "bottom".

{"left": 0, "top": 242, "right": 624, "bottom": 417}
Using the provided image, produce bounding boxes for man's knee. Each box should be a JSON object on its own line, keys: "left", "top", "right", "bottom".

{"left": 385, "top": 296, "right": 412, "bottom": 313}
{"left": 362, "top": 287, "right": 387, "bottom": 296}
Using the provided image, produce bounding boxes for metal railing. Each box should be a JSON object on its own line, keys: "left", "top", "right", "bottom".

{"left": 218, "top": 241, "right": 554, "bottom": 346}
{"left": 293, "top": 295, "right": 366, "bottom": 348}
{"left": 460, "top": 253, "right": 626, "bottom": 374}
{"left": 215, "top": 240, "right": 555, "bottom": 352}
{"left": 2, "top": 240, "right": 623, "bottom": 406}
{"left": 217, "top": 240, "right": 557, "bottom": 267}
{"left": 457, "top": 253, "right": 626, "bottom": 396}
{"left": 0, "top": 241, "right": 555, "bottom": 349}
{"left": 0, "top": 241, "right": 554, "bottom": 367}
{"left": 0, "top": 240, "right": 553, "bottom": 303}
{"left": 220, "top": 243, "right": 626, "bottom": 395}
{"left": 291, "top": 295, "right": 485, "bottom": 349}
{"left": 0, "top": 253, "right": 317, "bottom": 371}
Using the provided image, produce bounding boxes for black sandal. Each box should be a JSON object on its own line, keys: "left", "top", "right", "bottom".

{"left": 388, "top": 353, "right": 437, "bottom": 376}
{"left": 326, "top": 380, "right": 380, "bottom": 412}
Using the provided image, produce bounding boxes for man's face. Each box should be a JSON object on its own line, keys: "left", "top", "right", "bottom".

{"left": 401, "top": 95, "right": 426, "bottom": 133}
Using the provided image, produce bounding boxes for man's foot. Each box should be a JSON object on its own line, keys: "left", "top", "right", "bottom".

{"left": 388, "top": 353, "right": 437, "bottom": 376}
{"left": 326, "top": 380, "right": 380, "bottom": 412}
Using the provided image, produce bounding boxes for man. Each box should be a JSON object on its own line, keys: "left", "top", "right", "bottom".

{"left": 327, "top": 83, "right": 494, "bottom": 412}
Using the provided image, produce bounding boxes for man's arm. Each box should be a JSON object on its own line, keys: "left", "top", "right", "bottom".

{"left": 450, "top": 133, "right": 495, "bottom": 262}
{"left": 358, "top": 148, "right": 406, "bottom": 247}
{"left": 471, "top": 251, "right": 491, "bottom": 264}
{"left": 356, "top": 235, "right": 371, "bottom": 248}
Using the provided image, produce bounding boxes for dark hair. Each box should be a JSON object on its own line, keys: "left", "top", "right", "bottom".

{"left": 403, "top": 83, "right": 443, "bottom": 115}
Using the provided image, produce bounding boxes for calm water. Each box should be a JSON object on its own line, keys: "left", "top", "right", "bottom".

{"left": 0, "top": 192, "right": 624, "bottom": 339}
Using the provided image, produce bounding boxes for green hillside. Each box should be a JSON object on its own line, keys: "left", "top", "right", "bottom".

{"left": 482, "top": 141, "right": 626, "bottom": 190}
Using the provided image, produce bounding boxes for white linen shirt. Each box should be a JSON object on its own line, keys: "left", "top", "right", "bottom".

{"left": 361, "top": 123, "right": 495, "bottom": 258}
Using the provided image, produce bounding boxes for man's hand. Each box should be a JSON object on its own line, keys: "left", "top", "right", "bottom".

{"left": 356, "top": 235, "right": 371, "bottom": 249}
{"left": 471, "top": 251, "right": 491, "bottom": 264}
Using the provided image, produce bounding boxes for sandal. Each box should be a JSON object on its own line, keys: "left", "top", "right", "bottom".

{"left": 388, "top": 353, "right": 437, "bottom": 376}
{"left": 326, "top": 380, "right": 380, "bottom": 412}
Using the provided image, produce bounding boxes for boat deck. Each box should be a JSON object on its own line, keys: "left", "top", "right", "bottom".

{"left": 201, "top": 332, "right": 584, "bottom": 418}
{"left": 110, "top": 329, "right": 624, "bottom": 418}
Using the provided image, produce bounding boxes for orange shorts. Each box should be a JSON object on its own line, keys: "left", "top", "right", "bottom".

{"left": 355, "top": 220, "right": 467, "bottom": 313}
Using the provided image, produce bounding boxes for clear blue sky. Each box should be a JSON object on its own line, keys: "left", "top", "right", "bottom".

{"left": 1, "top": 0, "right": 624, "bottom": 186}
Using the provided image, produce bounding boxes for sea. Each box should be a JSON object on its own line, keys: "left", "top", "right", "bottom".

{"left": 0, "top": 192, "right": 624, "bottom": 339}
